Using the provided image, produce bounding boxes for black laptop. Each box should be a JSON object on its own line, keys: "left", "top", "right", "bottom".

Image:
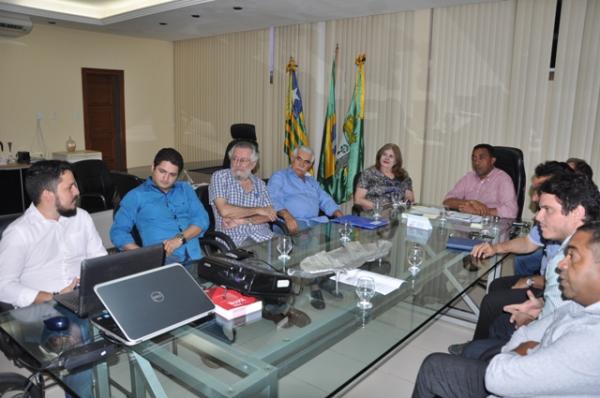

{"left": 54, "top": 245, "right": 164, "bottom": 317}
{"left": 91, "top": 263, "right": 215, "bottom": 346}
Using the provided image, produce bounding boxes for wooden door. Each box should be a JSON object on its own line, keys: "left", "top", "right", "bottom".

{"left": 81, "top": 68, "right": 126, "bottom": 171}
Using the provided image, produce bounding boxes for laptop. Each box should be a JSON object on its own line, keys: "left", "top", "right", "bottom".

{"left": 55, "top": 245, "right": 165, "bottom": 317}
{"left": 91, "top": 263, "right": 215, "bottom": 346}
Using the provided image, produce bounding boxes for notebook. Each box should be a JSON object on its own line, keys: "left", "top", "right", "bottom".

{"left": 446, "top": 236, "right": 483, "bottom": 251}
{"left": 91, "top": 263, "right": 215, "bottom": 346}
{"left": 332, "top": 215, "right": 389, "bottom": 230}
{"left": 55, "top": 244, "right": 165, "bottom": 317}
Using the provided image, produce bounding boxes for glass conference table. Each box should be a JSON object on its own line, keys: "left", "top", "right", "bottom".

{"left": 0, "top": 207, "right": 512, "bottom": 397}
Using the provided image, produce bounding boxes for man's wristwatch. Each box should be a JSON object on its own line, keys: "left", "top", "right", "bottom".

{"left": 526, "top": 277, "right": 535, "bottom": 288}
{"left": 175, "top": 233, "right": 186, "bottom": 244}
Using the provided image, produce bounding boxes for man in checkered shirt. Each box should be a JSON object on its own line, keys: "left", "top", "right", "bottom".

{"left": 209, "top": 141, "right": 278, "bottom": 247}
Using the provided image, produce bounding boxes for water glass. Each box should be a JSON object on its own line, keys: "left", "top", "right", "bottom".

{"left": 339, "top": 221, "right": 353, "bottom": 242}
{"left": 372, "top": 199, "right": 382, "bottom": 220}
{"left": 407, "top": 244, "right": 424, "bottom": 274}
{"left": 277, "top": 235, "right": 293, "bottom": 260}
{"left": 356, "top": 276, "right": 376, "bottom": 310}
{"left": 438, "top": 207, "right": 448, "bottom": 227}
{"left": 391, "top": 192, "right": 403, "bottom": 209}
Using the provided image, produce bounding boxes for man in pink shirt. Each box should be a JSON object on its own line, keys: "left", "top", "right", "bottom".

{"left": 443, "top": 144, "right": 517, "bottom": 218}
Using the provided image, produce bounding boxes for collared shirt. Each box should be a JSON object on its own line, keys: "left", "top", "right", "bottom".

{"left": 0, "top": 204, "right": 107, "bottom": 307}
{"left": 540, "top": 237, "right": 570, "bottom": 318}
{"left": 486, "top": 301, "right": 600, "bottom": 397}
{"left": 209, "top": 169, "right": 273, "bottom": 246}
{"left": 528, "top": 224, "right": 561, "bottom": 276}
{"left": 267, "top": 167, "right": 340, "bottom": 227}
{"left": 357, "top": 166, "right": 413, "bottom": 203}
{"left": 110, "top": 178, "right": 209, "bottom": 262}
{"left": 444, "top": 167, "right": 518, "bottom": 218}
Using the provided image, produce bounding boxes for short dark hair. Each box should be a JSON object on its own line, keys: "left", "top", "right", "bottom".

{"left": 534, "top": 161, "right": 573, "bottom": 178}
{"left": 153, "top": 148, "right": 184, "bottom": 174}
{"left": 539, "top": 173, "right": 600, "bottom": 223}
{"left": 567, "top": 157, "right": 593, "bottom": 179}
{"left": 576, "top": 222, "right": 600, "bottom": 263}
{"left": 25, "top": 160, "right": 73, "bottom": 205}
{"left": 472, "top": 143, "right": 494, "bottom": 158}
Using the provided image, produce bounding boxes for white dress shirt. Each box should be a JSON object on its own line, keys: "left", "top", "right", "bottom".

{"left": 0, "top": 204, "right": 107, "bottom": 307}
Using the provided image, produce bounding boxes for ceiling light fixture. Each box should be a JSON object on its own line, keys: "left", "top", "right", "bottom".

{"left": 159, "top": 22, "right": 167, "bottom": 25}
{"left": 191, "top": 14, "right": 200, "bottom": 18}
{"left": 233, "top": 6, "right": 243, "bottom": 10}
{"left": 47, "top": 21, "right": 56, "bottom": 24}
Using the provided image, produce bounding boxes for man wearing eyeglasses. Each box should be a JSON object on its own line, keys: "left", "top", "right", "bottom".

{"left": 209, "top": 141, "right": 277, "bottom": 246}
{"left": 267, "top": 146, "right": 343, "bottom": 234}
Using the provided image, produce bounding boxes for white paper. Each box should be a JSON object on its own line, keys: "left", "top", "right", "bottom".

{"left": 409, "top": 206, "right": 441, "bottom": 219}
{"left": 331, "top": 269, "right": 404, "bottom": 295}
{"left": 447, "top": 211, "right": 482, "bottom": 223}
{"left": 402, "top": 213, "right": 433, "bottom": 230}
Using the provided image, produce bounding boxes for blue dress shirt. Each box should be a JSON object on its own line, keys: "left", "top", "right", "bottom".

{"left": 267, "top": 167, "right": 340, "bottom": 229}
{"left": 110, "top": 178, "right": 209, "bottom": 262}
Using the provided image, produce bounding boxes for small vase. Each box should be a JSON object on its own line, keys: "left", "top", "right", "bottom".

{"left": 66, "top": 136, "right": 76, "bottom": 152}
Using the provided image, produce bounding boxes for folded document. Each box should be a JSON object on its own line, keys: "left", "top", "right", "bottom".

{"left": 332, "top": 269, "right": 404, "bottom": 295}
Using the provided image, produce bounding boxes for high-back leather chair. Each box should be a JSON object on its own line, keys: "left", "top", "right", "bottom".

{"left": 222, "top": 124, "right": 258, "bottom": 169}
{"left": 493, "top": 146, "right": 526, "bottom": 220}
{"left": 71, "top": 159, "right": 115, "bottom": 213}
{"left": 110, "top": 171, "right": 144, "bottom": 208}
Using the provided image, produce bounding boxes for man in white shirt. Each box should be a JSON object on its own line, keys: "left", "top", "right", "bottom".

{"left": 412, "top": 222, "right": 600, "bottom": 398}
{"left": 0, "top": 160, "right": 107, "bottom": 308}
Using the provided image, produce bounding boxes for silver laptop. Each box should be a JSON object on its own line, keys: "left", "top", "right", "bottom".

{"left": 91, "top": 263, "right": 215, "bottom": 346}
{"left": 55, "top": 244, "right": 165, "bottom": 317}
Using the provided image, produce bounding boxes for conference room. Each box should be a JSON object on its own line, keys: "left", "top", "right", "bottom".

{"left": 1, "top": 0, "right": 600, "bottom": 396}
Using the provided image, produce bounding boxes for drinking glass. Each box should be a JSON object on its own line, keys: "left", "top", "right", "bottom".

{"left": 372, "top": 199, "right": 382, "bottom": 220}
{"left": 339, "top": 221, "right": 353, "bottom": 243}
{"left": 407, "top": 244, "right": 424, "bottom": 275}
{"left": 277, "top": 235, "right": 292, "bottom": 260}
{"left": 438, "top": 207, "right": 448, "bottom": 227}
{"left": 355, "top": 276, "right": 376, "bottom": 310}
{"left": 391, "top": 192, "right": 403, "bottom": 209}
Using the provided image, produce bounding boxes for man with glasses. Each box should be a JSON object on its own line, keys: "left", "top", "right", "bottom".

{"left": 267, "top": 146, "right": 343, "bottom": 234}
{"left": 210, "top": 141, "right": 277, "bottom": 246}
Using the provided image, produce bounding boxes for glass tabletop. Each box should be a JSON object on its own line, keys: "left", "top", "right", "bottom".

{"left": 0, "top": 206, "right": 512, "bottom": 397}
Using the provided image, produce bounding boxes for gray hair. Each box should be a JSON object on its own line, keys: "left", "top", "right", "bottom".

{"left": 293, "top": 146, "right": 315, "bottom": 163}
{"left": 228, "top": 141, "right": 259, "bottom": 162}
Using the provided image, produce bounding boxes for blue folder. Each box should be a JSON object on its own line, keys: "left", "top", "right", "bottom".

{"left": 332, "top": 215, "right": 389, "bottom": 230}
{"left": 446, "top": 236, "right": 483, "bottom": 251}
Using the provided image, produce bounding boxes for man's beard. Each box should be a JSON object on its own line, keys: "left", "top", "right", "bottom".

{"left": 232, "top": 169, "right": 252, "bottom": 180}
{"left": 56, "top": 197, "right": 78, "bottom": 217}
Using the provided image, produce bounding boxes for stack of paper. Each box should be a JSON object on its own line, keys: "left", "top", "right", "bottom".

{"left": 447, "top": 211, "right": 482, "bottom": 223}
{"left": 332, "top": 269, "right": 404, "bottom": 295}
{"left": 409, "top": 206, "right": 441, "bottom": 219}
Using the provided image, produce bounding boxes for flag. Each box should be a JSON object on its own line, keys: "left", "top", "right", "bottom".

{"left": 318, "top": 47, "right": 338, "bottom": 198}
{"left": 335, "top": 54, "right": 366, "bottom": 203}
{"left": 284, "top": 57, "right": 309, "bottom": 164}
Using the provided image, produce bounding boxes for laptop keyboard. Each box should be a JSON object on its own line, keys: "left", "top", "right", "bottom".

{"left": 93, "top": 312, "right": 126, "bottom": 339}
{"left": 55, "top": 291, "right": 79, "bottom": 312}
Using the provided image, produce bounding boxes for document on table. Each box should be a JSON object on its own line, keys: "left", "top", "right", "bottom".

{"left": 408, "top": 206, "right": 441, "bottom": 219}
{"left": 447, "top": 211, "right": 482, "bottom": 223}
{"left": 332, "top": 269, "right": 404, "bottom": 295}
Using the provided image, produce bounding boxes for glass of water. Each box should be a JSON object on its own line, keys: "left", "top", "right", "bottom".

{"left": 391, "top": 192, "right": 403, "bottom": 209}
{"left": 277, "top": 235, "right": 293, "bottom": 260}
{"left": 356, "top": 276, "right": 376, "bottom": 310}
{"left": 372, "top": 198, "right": 382, "bottom": 220}
{"left": 407, "top": 244, "right": 424, "bottom": 275}
{"left": 339, "top": 221, "right": 353, "bottom": 243}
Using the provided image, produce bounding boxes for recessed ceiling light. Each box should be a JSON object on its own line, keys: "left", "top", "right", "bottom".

{"left": 233, "top": 6, "right": 243, "bottom": 10}
{"left": 191, "top": 14, "right": 200, "bottom": 18}
{"left": 48, "top": 21, "right": 56, "bottom": 24}
{"left": 159, "top": 22, "right": 168, "bottom": 25}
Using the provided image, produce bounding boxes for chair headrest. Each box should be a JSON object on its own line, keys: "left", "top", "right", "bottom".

{"left": 230, "top": 124, "right": 256, "bottom": 141}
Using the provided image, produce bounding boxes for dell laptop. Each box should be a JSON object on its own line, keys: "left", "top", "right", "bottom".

{"left": 91, "top": 263, "right": 215, "bottom": 346}
{"left": 55, "top": 244, "right": 165, "bottom": 317}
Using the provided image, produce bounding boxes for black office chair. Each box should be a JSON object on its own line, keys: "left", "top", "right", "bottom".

{"left": 72, "top": 159, "right": 116, "bottom": 213}
{"left": 351, "top": 171, "right": 363, "bottom": 215}
{"left": 222, "top": 124, "right": 258, "bottom": 170}
{"left": 493, "top": 146, "right": 526, "bottom": 221}
{"left": 110, "top": 171, "right": 144, "bottom": 207}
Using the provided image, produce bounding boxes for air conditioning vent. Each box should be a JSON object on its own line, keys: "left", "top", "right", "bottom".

{"left": 0, "top": 12, "right": 33, "bottom": 37}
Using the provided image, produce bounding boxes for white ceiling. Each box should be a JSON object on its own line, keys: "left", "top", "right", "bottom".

{"left": 0, "top": 0, "right": 498, "bottom": 41}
